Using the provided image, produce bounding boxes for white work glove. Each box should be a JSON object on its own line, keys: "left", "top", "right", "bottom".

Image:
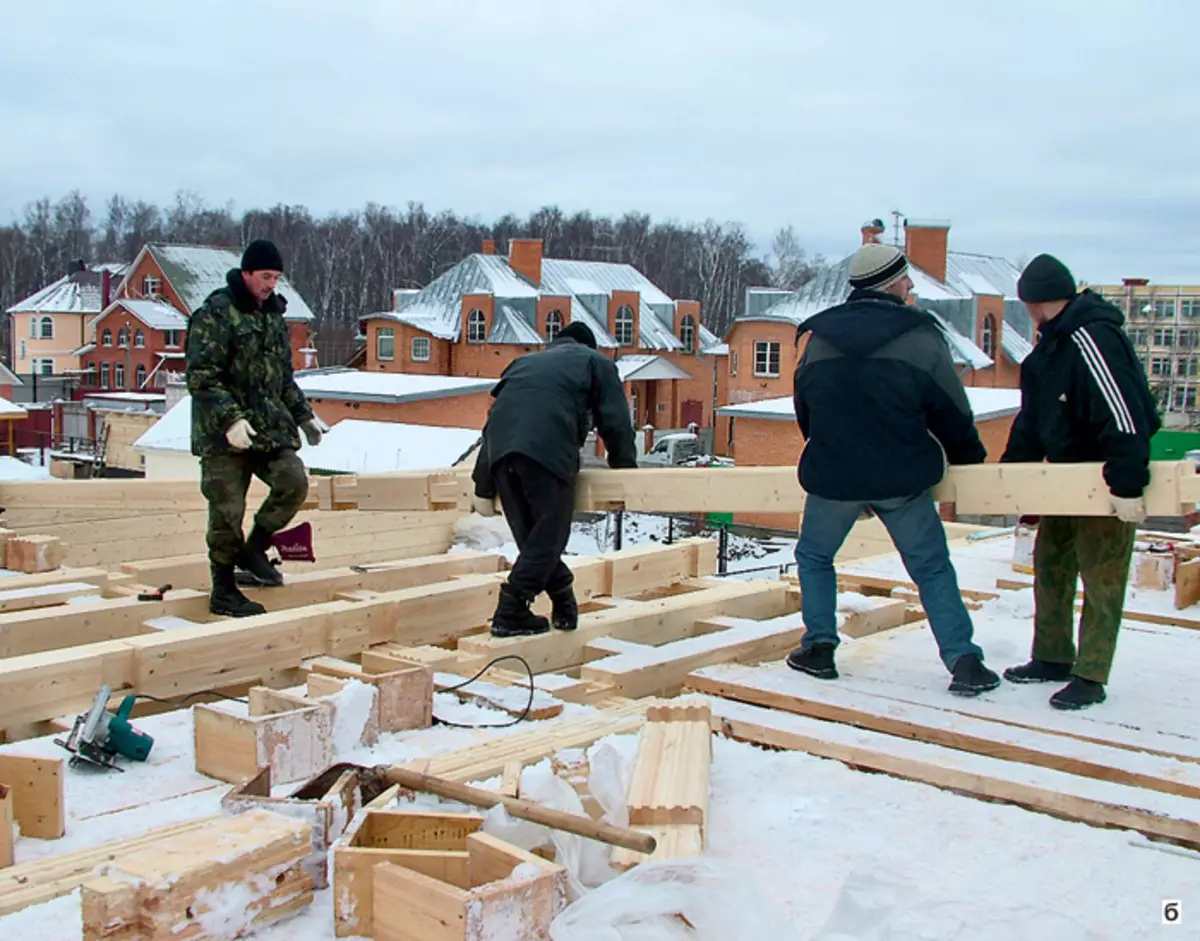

{"left": 1110, "top": 495, "right": 1146, "bottom": 524}
{"left": 472, "top": 495, "right": 497, "bottom": 517}
{"left": 225, "top": 418, "right": 256, "bottom": 451}
{"left": 301, "top": 416, "right": 328, "bottom": 447}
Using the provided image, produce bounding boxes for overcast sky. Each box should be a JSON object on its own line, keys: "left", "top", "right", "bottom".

{"left": 2, "top": 0, "right": 1195, "bottom": 284}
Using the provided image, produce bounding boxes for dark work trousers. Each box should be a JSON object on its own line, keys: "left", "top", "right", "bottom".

{"left": 493, "top": 453, "right": 576, "bottom": 598}
{"left": 1032, "top": 515, "right": 1136, "bottom": 684}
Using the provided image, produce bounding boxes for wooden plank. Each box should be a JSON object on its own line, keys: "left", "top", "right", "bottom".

{"left": 626, "top": 699, "right": 711, "bottom": 827}
{"left": 0, "top": 817, "right": 220, "bottom": 916}
{"left": 372, "top": 861, "right": 467, "bottom": 941}
{"left": 6, "top": 536, "right": 64, "bottom": 574}
{"left": 1177, "top": 558, "right": 1200, "bottom": 610}
{"left": 0, "top": 581, "right": 101, "bottom": 614}
{"left": 580, "top": 614, "right": 805, "bottom": 699}
{"left": 79, "top": 809, "right": 313, "bottom": 940}
{"left": 711, "top": 695, "right": 1200, "bottom": 852}
{"left": 687, "top": 664, "right": 1200, "bottom": 802}
{"left": 0, "top": 755, "right": 65, "bottom": 839}
{"left": 840, "top": 597, "right": 927, "bottom": 639}
{"left": 0, "top": 590, "right": 211, "bottom": 659}
{"left": 0, "top": 786, "right": 11, "bottom": 869}
{"left": 459, "top": 580, "right": 793, "bottom": 675}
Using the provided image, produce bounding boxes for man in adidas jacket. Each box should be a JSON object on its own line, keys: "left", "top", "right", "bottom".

{"left": 1001, "top": 253, "right": 1160, "bottom": 710}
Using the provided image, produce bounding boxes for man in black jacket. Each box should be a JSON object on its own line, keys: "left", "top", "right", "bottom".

{"left": 787, "top": 242, "right": 999, "bottom": 695}
{"left": 472, "top": 321, "right": 638, "bottom": 637}
{"left": 1000, "top": 254, "right": 1160, "bottom": 710}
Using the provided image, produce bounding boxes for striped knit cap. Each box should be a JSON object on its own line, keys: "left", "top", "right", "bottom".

{"left": 848, "top": 243, "right": 909, "bottom": 292}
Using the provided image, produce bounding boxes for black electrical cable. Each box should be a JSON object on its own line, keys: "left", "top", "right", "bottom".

{"left": 134, "top": 691, "right": 249, "bottom": 706}
{"left": 432, "top": 654, "right": 537, "bottom": 729}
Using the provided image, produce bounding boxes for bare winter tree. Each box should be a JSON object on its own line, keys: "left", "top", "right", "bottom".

{"left": 0, "top": 192, "right": 825, "bottom": 366}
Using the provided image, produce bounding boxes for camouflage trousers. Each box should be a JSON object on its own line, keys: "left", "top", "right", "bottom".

{"left": 200, "top": 449, "right": 308, "bottom": 566}
{"left": 1032, "top": 515, "right": 1136, "bottom": 684}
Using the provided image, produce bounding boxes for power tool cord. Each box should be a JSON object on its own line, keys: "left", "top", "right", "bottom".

{"left": 134, "top": 691, "right": 249, "bottom": 706}
{"left": 432, "top": 654, "right": 537, "bottom": 729}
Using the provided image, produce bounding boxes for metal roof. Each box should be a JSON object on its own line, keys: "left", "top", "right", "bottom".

{"left": 295, "top": 367, "right": 494, "bottom": 403}
{"left": 90, "top": 299, "right": 189, "bottom": 333}
{"left": 376, "top": 252, "right": 710, "bottom": 354}
{"left": 616, "top": 355, "right": 694, "bottom": 382}
{"left": 736, "top": 254, "right": 992, "bottom": 369}
{"left": 135, "top": 244, "right": 315, "bottom": 321}
{"left": 6, "top": 262, "right": 128, "bottom": 315}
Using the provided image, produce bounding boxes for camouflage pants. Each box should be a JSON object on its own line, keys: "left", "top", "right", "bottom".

{"left": 1032, "top": 515, "right": 1136, "bottom": 684}
{"left": 200, "top": 449, "right": 308, "bottom": 566}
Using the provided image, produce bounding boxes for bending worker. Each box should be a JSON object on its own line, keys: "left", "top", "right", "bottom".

{"left": 472, "top": 321, "right": 638, "bottom": 637}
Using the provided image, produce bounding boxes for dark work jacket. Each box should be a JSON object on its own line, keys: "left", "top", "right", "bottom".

{"left": 472, "top": 336, "right": 638, "bottom": 497}
{"left": 1001, "top": 290, "right": 1159, "bottom": 498}
{"left": 186, "top": 270, "right": 313, "bottom": 457}
{"left": 793, "top": 289, "right": 986, "bottom": 501}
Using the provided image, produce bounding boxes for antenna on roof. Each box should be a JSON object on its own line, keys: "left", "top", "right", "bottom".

{"left": 890, "top": 210, "right": 904, "bottom": 248}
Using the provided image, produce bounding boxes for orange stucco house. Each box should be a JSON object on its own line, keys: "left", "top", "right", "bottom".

{"left": 358, "top": 239, "right": 728, "bottom": 436}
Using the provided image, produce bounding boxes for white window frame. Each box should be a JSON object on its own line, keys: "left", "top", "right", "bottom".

{"left": 18, "top": 339, "right": 25, "bottom": 361}
{"left": 980, "top": 314, "right": 995, "bottom": 358}
{"left": 467, "top": 309, "right": 487, "bottom": 344}
{"left": 163, "top": 329, "right": 182, "bottom": 348}
{"left": 754, "top": 340, "right": 781, "bottom": 378}
{"left": 730, "top": 350, "right": 738, "bottom": 376}
{"left": 411, "top": 336, "right": 431, "bottom": 362}
{"left": 614, "top": 305, "right": 635, "bottom": 347}
{"left": 114, "top": 362, "right": 125, "bottom": 388}
{"left": 134, "top": 329, "right": 145, "bottom": 349}
{"left": 117, "top": 327, "right": 129, "bottom": 348}
{"left": 29, "top": 316, "right": 36, "bottom": 339}
{"left": 100, "top": 363, "right": 110, "bottom": 388}
{"left": 135, "top": 363, "right": 147, "bottom": 389}
{"left": 142, "top": 276, "right": 161, "bottom": 297}
{"left": 31, "top": 358, "right": 53, "bottom": 376}
{"left": 39, "top": 316, "right": 53, "bottom": 340}
{"left": 101, "top": 328, "right": 113, "bottom": 348}
{"left": 376, "top": 326, "right": 395, "bottom": 362}
{"left": 680, "top": 314, "right": 695, "bottom": 354}
{"left": 545, "top": 310, "right": 563, "bottom": 342}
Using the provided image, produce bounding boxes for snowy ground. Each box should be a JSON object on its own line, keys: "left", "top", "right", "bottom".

{"left": 3, "top": 520, "right": 1199, "bottom": 939}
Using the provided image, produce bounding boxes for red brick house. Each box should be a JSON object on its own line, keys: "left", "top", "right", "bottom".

{"left": 717, "top": 218, "right": 1032, "bottom": 454}
{"left": 359, "top": 239, "right": 728, "bottom": 432}
{"left": 73, "top": 243, "right": 319, "bottom": 391}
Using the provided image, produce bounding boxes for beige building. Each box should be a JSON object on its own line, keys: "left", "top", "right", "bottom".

{"left": 1092, "top": 279, "right": 1200, "bottom": 422}
{"left": 6, "top": 261, "right": 127, "bottom": 376}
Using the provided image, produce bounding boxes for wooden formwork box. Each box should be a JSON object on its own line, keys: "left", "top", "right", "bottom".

{"left": 221, "top": 765, "right": 361, "bottom": 890}
{"left": 79, "top": 809, "right": 313, "bottom": 941}
{"left": 193, "top": 687, "right": 333, "bottom": 786}
{"left": 311, "top": 654, "right": 434, "bottom": 733}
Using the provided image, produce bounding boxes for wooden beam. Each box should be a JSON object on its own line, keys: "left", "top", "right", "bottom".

{"left": 0, "top": 786, "right": 11, "bottom": 869}
{"left": 0, "top": 817, "right": 221, "bottom": 916}
{"left": 687, "top": 664, "right": 1200, "bottom": 801}
{"left": 710, "top": 695, "right": 1200, "bottom": 852}
{"left": 0, "top": 755, "right": 65, "bottom": 839}
{"left": 457, "top": 579, "right": 795, "bottom": 675}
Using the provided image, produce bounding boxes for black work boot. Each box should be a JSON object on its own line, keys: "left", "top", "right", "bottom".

{"left": 491, "top": 583, "right": 550, "bottom": 638}
{"left": 547, "top": 580, "right": 579, "bottom": 632}
{"left": 210, "top": 563, "right": 266, "bottom": 618}
{"left": 1050, "top": 676, "right": 1106, "bottom": 711}
{"left": 235, "top": 524, "right": 283, "bottom": 587}
{"left": 949, "top": 654, "right": 1002, "bottom": 696}
{"left": 1003, "top": 659, "right": 1074, "bottom": 684}
{"left": 786, "top": 643, "right": 838, "bottom": 679}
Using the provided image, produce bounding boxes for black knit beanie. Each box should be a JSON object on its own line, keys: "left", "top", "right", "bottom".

{"left": 557, "top": 321, "right": 597, "bottom": 349}
{"left": 241, "top": 239, "right": 285, "bottom": 273}
{"left": 1017, "top": 254, "right": 1076, "bottom": 303}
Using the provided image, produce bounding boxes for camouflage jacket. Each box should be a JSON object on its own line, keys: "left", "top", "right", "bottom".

{"left": 186, "top": 269, "right": 314, "bottom": 457}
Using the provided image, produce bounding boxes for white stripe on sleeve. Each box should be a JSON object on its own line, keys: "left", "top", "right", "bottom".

{"left": 1071, "top": 329, "right": 1136, "bottom": 433}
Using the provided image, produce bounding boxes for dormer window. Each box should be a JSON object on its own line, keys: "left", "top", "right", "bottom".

{"left": 614, "top": 305, "right": 634, "bottom": 346}
{"left": 545, "top": 310, "right": 563, "bottom": 341}
{"left": 680, "top": 314, "right": 695, "bottom": 353}
{"left": 467, "top": 309, "right": 486, "bottom": 344}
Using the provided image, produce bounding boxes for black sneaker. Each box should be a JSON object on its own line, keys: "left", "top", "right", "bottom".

{"left": 209, "top": 564, "right": 266, "bottom": 618}
{"left": 1050, "top": 676, "right": 1106, "bottom": 711}
{"left": 786, "top": 643, "right": 838, "bottom": 679}
{"left": 1003, "top": 659, "right": 1073, "bottom": 684}
{"left": 548, "top": 582, "right": 578, "bottom": 632}
{"left": 490, "top": 583, "right": 551, "bottom": 638}
{"left": 949, "top": 654, "right": 1001, "bottom": 696}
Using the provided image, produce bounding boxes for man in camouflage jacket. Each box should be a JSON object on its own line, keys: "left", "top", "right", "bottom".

{"left": 186, "top": 239, "right": 324, "bottom": 617}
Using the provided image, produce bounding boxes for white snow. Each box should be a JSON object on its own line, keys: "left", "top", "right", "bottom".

{"left": 718, "top": 387, "right": 1021, "bottom": 423}
{"left": 295, "top": 369, "right": 494, "bottom": 401}
{"left": 0, "top": 455, "right": 49, "bottom": 480}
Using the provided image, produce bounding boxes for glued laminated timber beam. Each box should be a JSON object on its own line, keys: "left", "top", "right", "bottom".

{"left": 308, "top": 461, "right": 1200, "bottom": 518}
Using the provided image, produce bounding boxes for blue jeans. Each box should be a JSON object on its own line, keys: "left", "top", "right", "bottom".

{"left": 795, "top": 491, "right": 983, "bottom": 672}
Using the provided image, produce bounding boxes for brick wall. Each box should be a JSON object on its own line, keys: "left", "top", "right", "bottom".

{"left": 306, "top": 390, "right": 493, "bottom": 430}
{"left": 725, "top": 321, "right": 799, "bottom": 405}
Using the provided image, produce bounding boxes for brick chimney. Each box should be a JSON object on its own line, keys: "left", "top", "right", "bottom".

{"left": 508, "top": 239, "right": 543, "bottom": 285}
{"left": 861, "top": 218, "right": 885, "bottom": 245}
{"left": 482, "top": 239, "right": 495, "bottom": 255}
{"left": 904, "top": 219, "right": 950, "bottom": 284}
